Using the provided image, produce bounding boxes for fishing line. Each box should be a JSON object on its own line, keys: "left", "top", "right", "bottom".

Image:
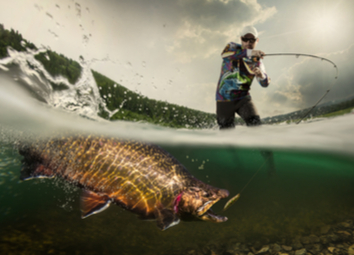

{"left": 238, "top": 156, "right": 269, "bottom": 194}
{"left": 260, "top": 53, "right": 339, "bottom": 124}
{"left": 223, "top": 54, "right": 338, "bottom": 211}
{"left": 223, "top": 153, "right": 271, "bottom": 211}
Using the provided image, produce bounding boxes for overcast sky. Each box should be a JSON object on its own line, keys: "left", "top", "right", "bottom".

{"left": 1, "top": 0, "right": 354, "bottom": 117}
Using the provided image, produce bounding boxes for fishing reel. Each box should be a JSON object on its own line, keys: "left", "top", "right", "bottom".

{"left": 251, "top": 56, "right": 261, "bottom": 62}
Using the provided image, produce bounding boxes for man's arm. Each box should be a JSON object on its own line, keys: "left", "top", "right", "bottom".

{"left": 221, "top": 42, "right": 249, "bottom": 60}
{"left": 252, "top": 61, "right": 270, "bottom": 87}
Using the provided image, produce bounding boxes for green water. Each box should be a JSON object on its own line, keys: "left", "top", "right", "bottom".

{"left": 0, "top": 142, "right": 353, "bottom": 255}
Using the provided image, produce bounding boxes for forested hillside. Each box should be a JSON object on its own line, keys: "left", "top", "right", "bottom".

{"left": 5, "top": 24, "right": 350, "bottom": 128}
{"left": 93, "top": 71, "right": 217, "bottom": 128}
{"left": 263, "top": 95, "right": 354, "bottom": 124}
{"left": 0, "top": 24, "right": 217, "bottom": 128}
{"left": 0, "top": 24, "right": 36, "bottom": 58}
{"left": 0, "top": 24, "right": 82, "bottom": 86}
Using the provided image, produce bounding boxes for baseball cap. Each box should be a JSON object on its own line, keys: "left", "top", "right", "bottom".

{"left": 240, "top": 26, "right": 258, "bottom": 38}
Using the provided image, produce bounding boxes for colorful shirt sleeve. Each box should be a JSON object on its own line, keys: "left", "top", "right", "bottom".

{"left": 256, "top": 60, "right": 270, "bottom": 87}
{"left": 221, "top": 42, "right": 250, "bottom": 61}
{"left": 216, "top": 42, "right": 270, "bottom": 101}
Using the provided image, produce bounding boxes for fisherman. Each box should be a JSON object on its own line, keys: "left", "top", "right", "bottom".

{"left": 216, "top": 25, "right": 270, "bottom": 129}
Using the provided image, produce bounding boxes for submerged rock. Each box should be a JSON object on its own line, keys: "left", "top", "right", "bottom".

{"left": 305, "top": 243, "right": 322, "bottom": 254}
{"left": 327, "top": 233, "right": 340, "bottom": 243}
{"left": 282, "top": 245, "right": 292, "bottom": 252}
{"left": 336, "top": 230, "right": 352, "bottom": 242}
{"left": 328, "top": 247, "right": 336, "bottom": 253}
{"left": 320, "top": 225, "right": 332, "bottom": 235}
{"left": 349, "top": 244, "right": 354, "bottom": 255}
{"left": 183, "top": 216, "right": 354, "bottom": 255}
{"left": 320, "top": 235, "right": 330, "bottom": 245}
{"left": 256, "top": 245, "right": 269, "bottom": 254}
{"left": 339, "top": 220, "right": 352, "bottom": 229}
{"left": 224, "top": 241, "right": 241, "bottom": 255}
{"left": 294, "top": 248, "right": 306, "bottom": 255}
{"left": 301, "top": 234, "right": 320, "bottom": 244}
{"left": 291, "top": 240, "right": 303, "bottom": 250}
{"left": 270, "top": 243, "right": 281, "bottom": 253}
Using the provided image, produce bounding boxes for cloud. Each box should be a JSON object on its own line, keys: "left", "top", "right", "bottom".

{"left": 163, "top": 0, "right": 277, "bottom": 62}
{"left": 262, "top": 44, "right": 354, "bottom": 116}
{"left": 84, "top": 0, "right": 277, "bottom": 113}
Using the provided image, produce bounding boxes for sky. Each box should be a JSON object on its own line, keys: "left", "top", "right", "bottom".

{"left": 1, "top": 0, "right": 354, "bottom": 117}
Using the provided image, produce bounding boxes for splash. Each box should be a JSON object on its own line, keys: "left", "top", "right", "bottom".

{"left": 0, "top": 46, "right": 114, "bottom": 120}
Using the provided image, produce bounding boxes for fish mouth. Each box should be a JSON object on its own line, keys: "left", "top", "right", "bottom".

{"left": 197, "top": 189, "right": 229, "bottom": 222}
{"left": 196, "top": 188, "right": 229, "bottom": 216}
{"left": 200, "top": 209, "right": 228, "bottom": 223}
{"left": 196, "top": 198, "right": 228, "bottom": 223}
{"left": 197, "top": 200, "right": 218, "bottom": 216}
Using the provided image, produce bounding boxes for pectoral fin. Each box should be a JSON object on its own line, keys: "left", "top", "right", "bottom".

{"left": 154, "top": 205, "right": 180, "bottom": 231}
{"left": 20, "top": 163, "right": 55, "bottom": 180}
{"left": 80, "top": 190, "right": 111, "bottom": 218}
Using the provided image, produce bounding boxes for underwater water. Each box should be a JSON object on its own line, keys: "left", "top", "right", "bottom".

{"left": 0, "top": 49, "right": 354, "bottom": 255}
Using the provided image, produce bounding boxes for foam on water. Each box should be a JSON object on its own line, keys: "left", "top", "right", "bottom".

{"left": 1, "top": 70, "right": 354, "bottom": 156}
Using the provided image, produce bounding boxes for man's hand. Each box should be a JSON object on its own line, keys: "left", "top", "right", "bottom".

{"left": 251, "top": 50, "right": 265, "bottom": 59}
{"left": 251, "top": 67, "right": 266, "bottom": 79}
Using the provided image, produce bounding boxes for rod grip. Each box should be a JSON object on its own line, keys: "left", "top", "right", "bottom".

{"left": 252, "top": 56, "right": 260, "bottom": 62}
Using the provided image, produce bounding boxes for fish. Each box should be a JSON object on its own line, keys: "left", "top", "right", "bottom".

{"left": 18, "top": 135, "right": 229, "bottom": 230}
{"left": 223, "top": 193, "right": 240, "bottom": 211}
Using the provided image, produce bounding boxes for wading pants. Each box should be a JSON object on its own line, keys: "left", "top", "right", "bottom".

{"left": 216, "top": 97, "right": 261, "bottom": 129}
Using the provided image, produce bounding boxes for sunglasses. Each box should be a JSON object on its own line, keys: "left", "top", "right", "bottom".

{"left": 241, "top": 37, "right": 256, "bottom": 43}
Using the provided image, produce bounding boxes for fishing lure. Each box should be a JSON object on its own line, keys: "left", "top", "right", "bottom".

{"left": 223, "top": 193, "right": 240, "bottom": 211}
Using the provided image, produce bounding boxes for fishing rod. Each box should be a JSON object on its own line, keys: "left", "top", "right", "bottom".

{"left": 263, "top": 53, "right": 338, "bottom": 79}
{"left": 254, "top": 53, "right": 339, "bottom": 124}
{"left": 222, "top": 53, "right": 339, "bottom": 211}
{"left": 223, "top": 53, "right": 339, "bottom": 211}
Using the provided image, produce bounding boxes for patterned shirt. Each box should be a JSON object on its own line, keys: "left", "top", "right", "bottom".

{"left": 216, "top": 42, "right": 270, "bottom": 101}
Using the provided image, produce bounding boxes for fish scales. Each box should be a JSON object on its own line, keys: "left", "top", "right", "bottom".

{"left": 19, "top": 135, "right": 229, "bottom": 230}
{"left": 23, "top": 136, "right": 187, "bottom": 214}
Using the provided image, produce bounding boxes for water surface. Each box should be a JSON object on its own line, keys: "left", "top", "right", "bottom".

{"left": 0, "top": 49, "right": 353, "bottom": 254}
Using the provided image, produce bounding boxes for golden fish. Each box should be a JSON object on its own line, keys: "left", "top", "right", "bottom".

{"left": 19, "top": 135, "right": 229, "bottom": 230}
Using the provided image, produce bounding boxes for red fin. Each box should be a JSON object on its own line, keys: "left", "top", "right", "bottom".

{"left": 80, "top": 190, "right": 111, "bottom": 218}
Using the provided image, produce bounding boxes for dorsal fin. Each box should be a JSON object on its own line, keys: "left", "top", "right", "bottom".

{"left": 80, "top": 190, "right": 111, "bottom": 218}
